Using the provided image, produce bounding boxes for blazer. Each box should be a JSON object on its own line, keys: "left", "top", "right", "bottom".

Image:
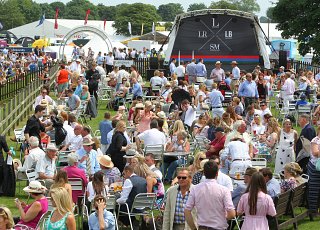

{"left": 163, "top": 184, "right": 196, "bottom": 230}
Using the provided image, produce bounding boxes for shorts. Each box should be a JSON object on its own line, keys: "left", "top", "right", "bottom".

{"left": 58, "top": 82, "right": 68, "bottom": 93}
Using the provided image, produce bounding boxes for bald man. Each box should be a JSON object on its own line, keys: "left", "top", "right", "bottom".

{"left": 61, "top": 125, "right": 83, "bottom": 151}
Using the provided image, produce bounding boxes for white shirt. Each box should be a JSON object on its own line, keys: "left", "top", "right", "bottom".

{"left": 63, "top": 121, "right": 75, "bottom": 146}
{"left": 70, "top": 62, "right": 81, "bottom": 74}
{"left": 96, "top": 66, "right": 106, "bottom": 76}
{"left": 36, "top": 155, "right": 56, "bottom": 177}
{"left": 68, "top": 134, "right": 83, "bottom": 151}
{"left": 232, "top": 66, "right": 241, "bottom": 80}
{"left": 200, "top": 171, "right": 233, "bottom": 191}
{"left": 184, "top": 106, "right": 196, "bottom": 127}
{"left": 170, "top": 62, "right": 176, "bottom": 75}
{"left": 18, "top": 147, "right": 45, "bottom": 172}
{"left": 150, "top": 76, "right": 163, "bottom": 87}
{"left": 137, "top": 128, "right": 166, "bottom": 147}
{"left": 174, "top": 65, "right": 185, "bottom": 77}
{"left": 116, "top": 174, "right": 135, "bottom": 204}
{"left": 117, "top": 69, "right": 129, "bottom": 83}
{"left": 87, "top": 181, "right": 109, "bottom": 202}
{"left": 105, "top": 55, "right": 114, "bottom": 65}
{"left": 150, "top": 165, "right": 163, "bottom": 180}
{"left": 222, "top": 141, "right": 250, "bottom": 161}
{"left": 34, "top": 95, "right": 56, "bottom": 108}
{"left": 282, "top": 78, "right": 296, "bottom": 96}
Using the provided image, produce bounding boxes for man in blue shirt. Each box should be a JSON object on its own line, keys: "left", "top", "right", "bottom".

{"left": 238, "top": 73, "right": 259, "bottom": 109}
{"left": 76, "top": 138, "right": 101, "bottom": 177}
{"left": 224, "top": 71, "right": 232, "bottom": 86}
{"left": 230, "top": 61, "right": 240, "bottom": 93}
{"left": 170, "top": 58, "right": 176, "bottom": 76}
{"left": 186, "top": 59, "right": 197, "bottom": 84}
{"left": 259, "top": 167, "right": 280, "bottom": 198}
{"left": 99, "top": 112, "right": 113, "bottom": 154}
{"left": 208, "top": 83, "right": 225, "bottom": 118}
{"left": 196, "top": 58, "right": 207, "bottom": 82}
{"left": 96, "top": 51, "right": 105, "bottom": 66}
{"left": 131, "top": 77, "right": 143, "bottom": 99}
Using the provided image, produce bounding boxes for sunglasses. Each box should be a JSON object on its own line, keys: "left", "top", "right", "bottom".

{"left": 199, "top": 157, "right": 206, "bottom": 161}
{"left": 42, "top": 91, "right": 47, "bottom": 94}
{"left": 177, "top": 176, "right": 187, "bottom": 180}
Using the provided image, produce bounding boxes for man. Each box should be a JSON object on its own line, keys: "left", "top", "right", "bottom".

{"left": 186, "top": 59, "right": 197, "bottom": 84}
{"left": 163, "top": 168, "right": 195, "bottom": 230}
{"left": 66, "top": 89, "right": 80, "bottom": 111}
{"left": 208, "top": 83, "right": 224, "bottom": 118}
{"left": 159, "top": 71, "right": 168, "bottom": 86}
{"left": 195, "top": 58, "right": 207, "bottom": 83}
{"left": 277, "top": 66, "right": 285, "bottom": 77}
{"left": 296, "top": 114, "right": 316, "bottom": 173}
{"left": 131, "top": 77, "right": 143, "bottom": 99}
{"left": 79, "top": 44, "right": 85, "bottom": 60}
{"left": 185, "top": 161, "right": 235, "bottom": 230}
{"left": 117, "top": 165, "right": 147, "bottom": 228}
{"left": 225, "top": 120, "right": 253, "bottom": 148}
{"left": 169, "top": 58, "right": 176, "bottom": 76}
{"left": 259, "top": 167, "right": 281, "bottom": 198}
{"left": 232, "top": 167, "right": 257, "bottom": 207}
{"left": 238, "top": 73, "right": 259, "bottom": 109}
{"left": 24, "top": 105, "right": 52, "bottom": 143}
{"left": 136, "top": 120, "right": 166, "bottom": 152}
{"left": 81, "top": 126, "right": 92, "bottom": 139}
{"left": 76, "top": 138, "right": 101, "bottom": 177}
{"left": 179, "top": 99, "right": 196, "bottom": 129}
{"left": 205, "top": 127, "right": 226, "bottom": 158}
{"left": 63, "top": 153, "right": 88, "bottom": 204}
{"left": 209, "top": 61, "right": 225, "bottom": 86}
{"left": 174, "top": 61, "right": 186, "bottom": 81}
{"left": 144, "top": 153, "right": 162, "bottom": 180}
{"left": 99, "top": 113, "right": 113, "bottom": 154}
{"left": 260, "top": 100, "right": 272, "bottom": 123}
{"left": 96, "top": 51, "right": 104, "bottom": 66}
{"left": 61, "top": 125, "right": 83, "bottom": 152}
{"left": 17, "top": 136, "right": 45, "bottom": 175}
{"left": 36, "top": 143, "right": 57, "bottom": 189}
{"left": 86, "top": 62, "right": 100, "bottom": 103}
{"left": 34, "top": 87, "right": 55, "bottom": 108}
{"left": 281, "top": 72, "right": 296, "bottom": 112}
{"left": 230, "top": 61, "right": 240, "bottom": 92}
{"left": 117, "top": 65, "right": 130, "bottom": 91}
{"left": 70, "top": 59, "right": 82, "bottom": 74}
{"left": 105, "top": 52, "right": 114, "bottom": 74}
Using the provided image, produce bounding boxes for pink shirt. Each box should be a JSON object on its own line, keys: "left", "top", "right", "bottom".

{"left": 185, "top": 179, "right": 235, "bottom": 229}
{"left": 282, "top": 78, "right": 295, "bottom": 96}
{"left": 63, "top": 166, "right": 88, "bottom": 203}
{"left": 137, "top": 110, "right": 153, "bottom": 133}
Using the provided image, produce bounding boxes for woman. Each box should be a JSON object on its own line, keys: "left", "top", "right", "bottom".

{"left": 45, "top": 187, "right": 76, "bottom": 230}
{"left": 251, "top": 114, "right": 265, "bottom": 135}
{"left": 56, "top": 64, "right": 70, "bottom": 98}
{"left": 15, "top": 181, "right": 48, "bottom": 229}
{"left": 166, "top": 130, "right": 190, "bottom": 153}
{"left": 232, "top": 97, "right": 244, "bottom": 116}
{"left": 98, "top": 155, "right": 121, "bottom": 185}
{"left": 194, "top": 83, "right": 207, "bottom": 110}
{"left": 170, "top": 120, "right": 185, "bottom": 139}
{"left": 257, "top": 72, "right": 268, "bottom": 100}
{"left": 221, "top": 112, "right": 233, "bottom": 133}
{"left": 280, "top": 162, "right": 304, "bottom": 192}
{"left": 237, "top": 172, "right": 276, "bottom": 230}
{"left": 274, "top": 119, "right": 298, "bottom": 174}
{"left": 80, "top": 85, "right": 90, "bottom": 102}
{"left": 106, "top": 120, "right": 131, "bottom": 172}
{"left": 226, "top": 105, "right": 242, "bottom": 121}
{"left": 0, "top": 207, "right": 14, "bottom": 230}
{"left": 192, "top": 113, "right": 209, "bottom": 137}
{"left": 135, "top": 101, "right": 154, "bottom": 133}
{"left": 192, "top": 159, "right": 208, "bottom": 185}
{"left": 40, "top": 65, "right": 50, "bottom": 84}
{"left": 307, "top": 126, "right": 320, "bottom": 218}
{"left": 130, "top": 65, "right": 138, "bottom": 79}
{"left": 187, "top": 85, "right": 196, "bottom": 104}
{"left": 92, "top": 137, "right": 104, "bottom": 157}
{"left": 132, "top": 103, "right": 145, "bottom": 125}
{"left": 50, "top": 170, "right": 73, "bottom": 204}
{"left": 113, "top": 78, "right": 130, "bottom": 108}
{"left": 87, "top": 171, "right": 109, "bottom": 204}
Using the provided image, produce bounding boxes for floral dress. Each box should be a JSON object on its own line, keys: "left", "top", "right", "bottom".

{"left": 45, "top": 211, "right": 71, "bottom": 230}
{"left": 275, "top": 130, "right": 295, "bottom": 174}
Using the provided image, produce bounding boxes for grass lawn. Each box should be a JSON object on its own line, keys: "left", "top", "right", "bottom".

{"left": 0, "top": 94, "right": 318, "bottom": 229}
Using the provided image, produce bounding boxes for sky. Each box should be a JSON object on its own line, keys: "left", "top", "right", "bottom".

{"left": 36, "top": 0, "right": 273, "bottom": 16}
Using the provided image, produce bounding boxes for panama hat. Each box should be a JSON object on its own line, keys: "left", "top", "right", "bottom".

{"left": 46, "top": 143, "right": 58, "bottom": 151}
{"left": 157, "top": 111, "right": 166, "bottom": 119}
{"left": 231, "top": 61, "right": 238, "bottom": 65}
{"left": 23, "top": 181, "right": 47, "bottom": 194}
{"left": 98, "top": 155, "right": 114, "bottom": 168}
{"left": 215, "top": 61, "right": 222, "bottom": 65}
{"left": 82, "top": 138, "right": 94, "bottom": 146}
{"left": 123, "top": 149, "right": 139, "bottom": 158}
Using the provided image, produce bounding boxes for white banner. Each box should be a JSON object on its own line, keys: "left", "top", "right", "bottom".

{"left": 114, "top": 60, "right": 134, "bottom": 67}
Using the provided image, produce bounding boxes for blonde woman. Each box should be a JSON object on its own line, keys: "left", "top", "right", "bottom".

{"left": 171, "top": 120, "right": 185, "bottom": 138}
{"left": 280, "top": 162, "right": 304, "bottom": 192}
{"left": 50, "top": 170, "right": 73, "bottom": 205}
{"left": 0, "top": 207, "right": 14, "bottom": 230}
{"left": 195, "top": 83, "right": 207, "bottom": 110}
{"left": 80, "top": 85, "right": 90, "bottom": 102}
{"left": 45, "top": 187, "right": 76, "bottom": 230}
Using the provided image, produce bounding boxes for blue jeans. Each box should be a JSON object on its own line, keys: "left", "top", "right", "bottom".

{"left": 162, "top": 158, "right": 185, "bottom": 181}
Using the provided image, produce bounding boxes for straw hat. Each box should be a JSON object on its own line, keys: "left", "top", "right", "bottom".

{"left": 46, "top": 143, "right": 58, "bottom": 151}
{"left": 83, "top": 138, "right": 94, "bottom": 146}
{"left": 76, "top": 58, "right": 81, "bottom": 62}
{"left": 98, "top": 155, "right": 114, "bottom": 168}
{"left": 123, "top": 149, "right": 139, "bottom": 158}
{"left": 231, "top": 61, "right": 238, "bottom": 65}
{"left": 118, "top": 106, "right": 126, "bottom": 111}
{"left": 157, "top": 111, "right": 166, "bottom": 119}
{"left": 215, "top": 61, "right": 222, "bottom": 65}
{"left": 23, "top": 181, "right": 47, "bottom": 194}
{"left": 300, "top": 76, "right": 307, "bottom": 81}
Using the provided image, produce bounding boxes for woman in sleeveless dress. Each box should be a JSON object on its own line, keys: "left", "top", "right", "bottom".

{"left": 274, "top": 119, "right": 298, "bottom": 174}
{"left": 45, "top": 187, "right": 76, "bottom": 230}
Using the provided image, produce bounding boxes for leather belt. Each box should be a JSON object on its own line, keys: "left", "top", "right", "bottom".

{"left": 233, "top": 158, "right": 251, "bottom": 162}
{"left": 198, "top": 226, "right": 224, "bottom": 230}
{"left": 212, "top": 106, "right": 222, "bottom": 108}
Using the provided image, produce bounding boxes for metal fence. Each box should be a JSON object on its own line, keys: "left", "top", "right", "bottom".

{"left": 288, "top": 60, "right": 320, "bottom": 75}
{"left": 0, "top": 63, "right": 59, "bottom": 136}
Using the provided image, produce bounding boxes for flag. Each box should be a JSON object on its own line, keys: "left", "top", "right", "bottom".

{"left": 0, "top": 22, "right": 3, "bottom": 30}
{"left": 104, "top": 19, "right": 106, "bottom": 30}
{"left": 152, "top": 22, "right": 155, "bottom": 33}
{"left": 54, "top": 8, "right": 59, "bottom": 29}
{"left": 84, "top": 9, "right": 90, "bottom": 25}
{"left": 36, "top": 14, "right": 45, "bottom": 27}
{"left": 141, "top": 23, "right": 144, "bottom": 36}
{"left": 128, "top": 22, "right": 132, "bottom": 35}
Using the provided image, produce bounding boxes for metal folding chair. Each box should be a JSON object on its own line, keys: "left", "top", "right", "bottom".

{"left": 251, "top": 158, "right": 267, "bottom": 168}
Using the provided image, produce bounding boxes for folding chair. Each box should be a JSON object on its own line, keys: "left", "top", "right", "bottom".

{"left": 56, "top": 151, "right": 71, "bottom": 171}
{"left": 117, "top": 193, "right": 157, "bottom": 230}
{"left": 295, "top": 105, "right": 312, "bottom": 126}
{"left": 144, "top": 144, "right": 164, "bottom": 160}
{"left": 251, "top": 158, "right": 267, "bottom": 168}
{"left": 15, "top": 211, "right": 50, "bottom": 230}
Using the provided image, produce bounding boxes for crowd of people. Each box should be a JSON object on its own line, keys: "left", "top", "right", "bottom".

{"left": 1, "top": 49, "right": 320, "bottom": 230}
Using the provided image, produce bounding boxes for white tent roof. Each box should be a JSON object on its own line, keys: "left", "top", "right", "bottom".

{"left": 9, "top": 19, "right": 129, "bottom": 42}
{"left": 259, "top": 23, "right": 284, "bottom": 40}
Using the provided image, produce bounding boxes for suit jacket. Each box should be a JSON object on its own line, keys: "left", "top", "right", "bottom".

{"left": 295, "top": 123, "right": 316, "bottom": 157}
{"left": 163, "top": 185, "right": 196, "bottom": 230}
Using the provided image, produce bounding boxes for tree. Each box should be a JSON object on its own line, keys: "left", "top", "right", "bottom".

{"left": 187, "top": 3, "right": 207, "bottom": 12}
{"left": 157, "top": 3, "right": 184, "bottom": 22}
{"left": 113, "top": 3, "right": 161, "bottom": 36}
{"left": 64, "top": 0, "right": 98, "bottom": 20}
{"left": 50, "top": 1, "right": 66, "bottom": 18}
{"left": 164, "top": 22, "right": 173, "bottom": 30}
{"left": 0, "top": 0, "right": 25, "bottom": 30}
{"left": 209, "top": 0, "right": 260, "bottom": 13}
{"left": 39, "top": 3, "right": 55, "bottom": 19}
{"left": 266, "top": 7, "right": 277, "bottom": 23}
{"left": 17, "top": 0, "right": 42, "bottom": 24}
{"left": 259, "top": 16, "right": 269, "bottom": 23}
{"left": 97, "top": 4, "right": 117, "bottom": 21}
{"left": 272, "top": 0, "right": 320, "bottom": 62}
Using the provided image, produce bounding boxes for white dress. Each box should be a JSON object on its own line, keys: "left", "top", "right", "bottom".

{"left": 274, "top": 130, "right": 295, "bottom": 174}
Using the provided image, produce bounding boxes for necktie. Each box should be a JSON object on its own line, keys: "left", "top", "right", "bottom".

{"left": 86, "top": 153, "right": 91, "bottom": 176}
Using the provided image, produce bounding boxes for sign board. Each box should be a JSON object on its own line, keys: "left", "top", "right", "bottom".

{"left": 0, "top": 47, "right": 33, "bottom": 53}
{"left": 114, "top": 60, "right": 134, "bottom": 67}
